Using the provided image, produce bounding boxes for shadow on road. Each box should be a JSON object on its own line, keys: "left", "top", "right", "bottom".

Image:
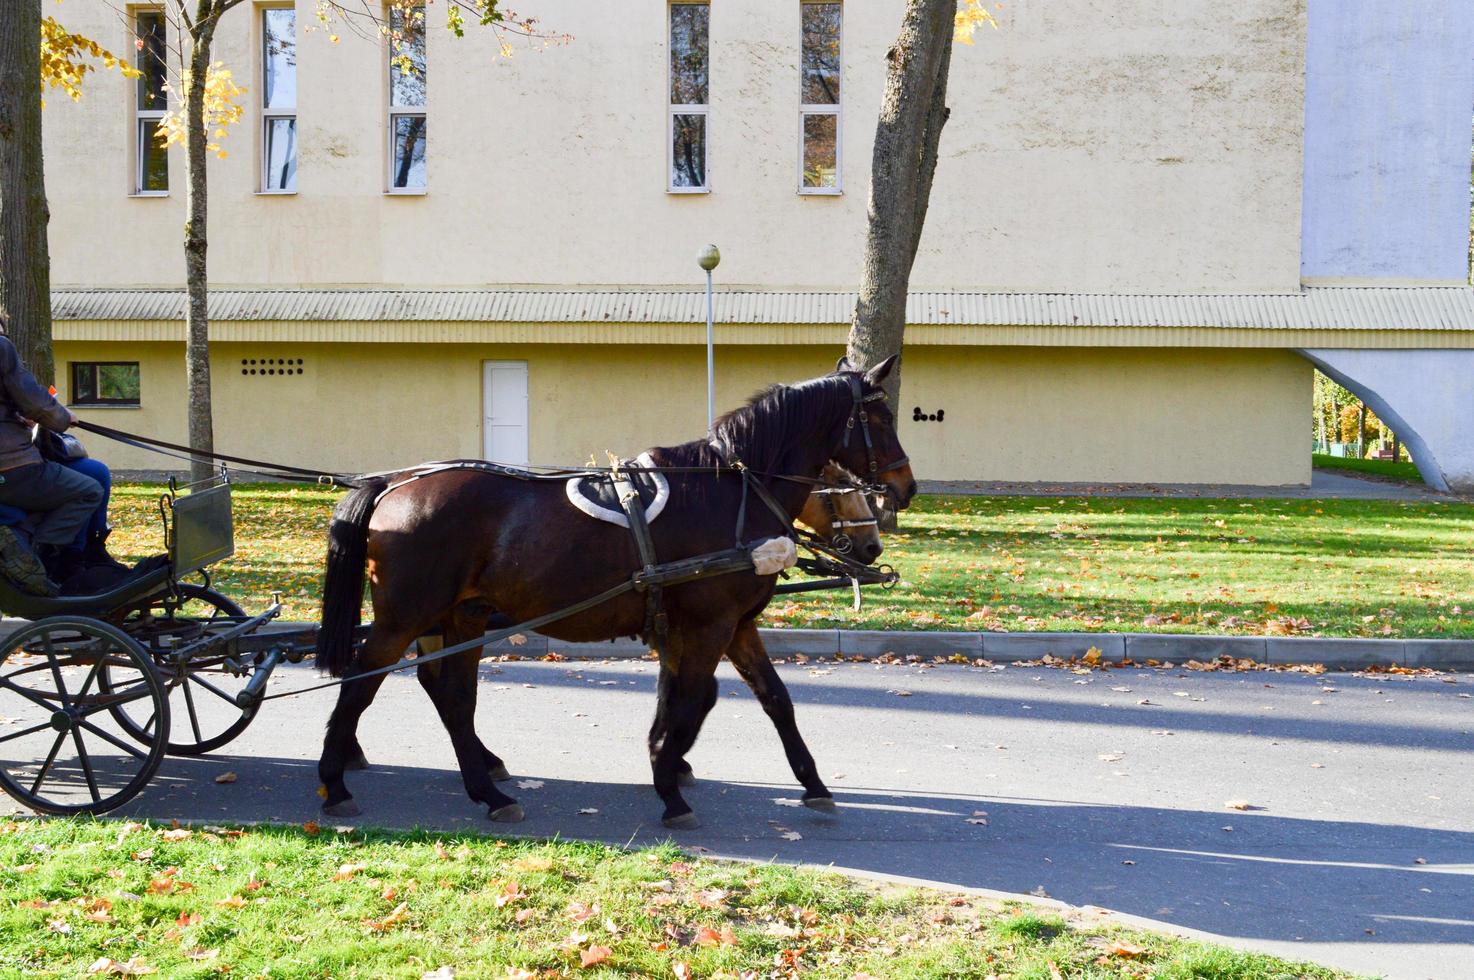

{"left": 108, "top": 750, "right": 1474, "bottom": 954}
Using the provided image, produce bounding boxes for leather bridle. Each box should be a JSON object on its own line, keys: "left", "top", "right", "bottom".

{"left": 815, "top": 484, "right": 878, "bottom": 555}
{"left": 843, "top": 375, "right": 911, "bottom": 484}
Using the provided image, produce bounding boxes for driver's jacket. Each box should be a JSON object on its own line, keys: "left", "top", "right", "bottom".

{"left": 0, "top": 335, "right": 70, "bottom": 471}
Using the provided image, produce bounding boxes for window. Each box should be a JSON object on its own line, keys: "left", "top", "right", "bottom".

{"left": 387, "top": 2, "right": 427, "bottom": 192}
{"left": 70, "top": 363, "right": 141, "bottom": 407}
{"left": 800, "top": 2, "right": 841, "bottom": 193}
{"left": 669, "top": 3, "right": 709, "bottom": 192}
{"left": 134, "top": 10, "right": 168, "bottom": 194}
{"left": 261, "top": 6, "right": 297, "bottom": 192}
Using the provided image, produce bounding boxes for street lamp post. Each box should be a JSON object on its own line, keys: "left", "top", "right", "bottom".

{"left": 697, "top": 244, "right": 721, "bottom": 429}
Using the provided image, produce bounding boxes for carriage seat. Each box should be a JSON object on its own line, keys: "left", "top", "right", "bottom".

{"left": 0, "top": 563, "right": 173, "bottom": 622}
{"left": 564, "top": 452, "right": 669, "bottom": 528}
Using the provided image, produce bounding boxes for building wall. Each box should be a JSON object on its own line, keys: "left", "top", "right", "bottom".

{"left": 56, "top": 340, "right": 1310, "bottom": 485}
{"left": 42, "top": 0, "right": 1305, "bottom": 293}
{"left": 1301, "top": 0, "right": 1474, "bottom": 283}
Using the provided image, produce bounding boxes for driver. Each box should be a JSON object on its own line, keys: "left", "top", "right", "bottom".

{"left": 0, "top": 311, "right": 102, "bottom": 596}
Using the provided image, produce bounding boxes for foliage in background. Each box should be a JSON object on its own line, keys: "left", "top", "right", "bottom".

{"left": 0, "top": 819, "right": 1353, "bottom": 979}
{"left": 1312, "top": 453, "right": 1424, "bottom": 485}
{"left": 38, "top": 15, "right": 140, "bottom": 102}
{"left": 102, "top": 484, "right": 1474, "bottom": 640}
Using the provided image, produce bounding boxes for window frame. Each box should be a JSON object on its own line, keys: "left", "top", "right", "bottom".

{"left": 131, "top": 7, "right": 169, "bottom": 197}
{"left": 798, "top": 0, "right": 843, "bottom": 196}
{"left": 667, "top": 1, "right": 711, "bottom": 194}
{"left": 69, "top": 362, "right": 142, "bottom": 408}
{"left": 259, "top": 3, "right": 298, "bottom": 195}
{"left": 385, "top": 1, "right": 427, "bottom": 195}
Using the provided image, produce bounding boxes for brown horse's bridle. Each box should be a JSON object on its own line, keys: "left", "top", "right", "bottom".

{"left": 815, "top": 484, "right": 877, "bottom": 555}
{"left": 843, "top": 375, "right": 910, "bottom": 484}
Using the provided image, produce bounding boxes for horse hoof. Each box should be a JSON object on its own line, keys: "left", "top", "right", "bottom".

{"left": 662, "top": 811, "right": 700, "bottom": 830}
{"left": 323, "top": 798, "right": 361, "bottom": 818}
{"left": 676, "top": 770, "right": 697, "bottom": 787}
{"left": 488, "top": 763, "right": 512, "bottom": 782}
{"left": 489, "top": 802, "right": 525, "bottom": 823}
{"left": 345, "top": 750, "right": 370, "bottom": 772}
{"left": 803, "top": 795, "right": 837, "bottom": 812}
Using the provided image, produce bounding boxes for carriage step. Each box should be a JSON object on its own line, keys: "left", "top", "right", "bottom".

{"left": 235, "top": 646, "right": 288, "bottom": 707}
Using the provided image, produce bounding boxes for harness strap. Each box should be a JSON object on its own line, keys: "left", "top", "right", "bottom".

{"left": 613, "top": 470, "right": 670, "bottom": 668}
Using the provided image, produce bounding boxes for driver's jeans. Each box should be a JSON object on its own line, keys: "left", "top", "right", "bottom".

{"left": 0, "top": 461, "right": 104, "bottom": 550}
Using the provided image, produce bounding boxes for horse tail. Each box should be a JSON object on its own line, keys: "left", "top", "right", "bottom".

{"left": 316, "top": 477, "right": 387, "bottom": 677}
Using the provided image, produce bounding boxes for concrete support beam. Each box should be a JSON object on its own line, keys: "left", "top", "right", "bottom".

{"left": 1300, "top": 348, "right": 1474, "bottom": 492}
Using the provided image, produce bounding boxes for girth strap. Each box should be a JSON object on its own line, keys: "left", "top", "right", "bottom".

{"left": 613, "top": 471, "right": 670, "bottom": 669}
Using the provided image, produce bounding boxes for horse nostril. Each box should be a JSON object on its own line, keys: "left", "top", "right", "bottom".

{"left": 864, "top": 541, "right": 883, "bottom": 563}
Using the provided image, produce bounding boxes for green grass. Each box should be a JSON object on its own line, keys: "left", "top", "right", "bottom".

{"left": 104, "top": 484, "right": 1474, "bottom": 640}
{"left": 1312, "top": 454, "right": 1425, "bottom": 485}
{"left": 0, "top": 819, "right": 1354, "bottom": 979}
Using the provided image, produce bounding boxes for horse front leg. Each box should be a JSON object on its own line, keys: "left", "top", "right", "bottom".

{"left": 648, "top": 663, "right": 715, "bottom": 788}
{"left": 318, "top": 622, "right": 422, "bottom": 817}
{"left": 648, "top": 623, "right": 733, "bottom": 829}
{"left": 726, "top": 619, "right": 834, "bottom": 810}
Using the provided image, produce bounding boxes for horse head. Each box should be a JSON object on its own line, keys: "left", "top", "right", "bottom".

{"left": 797, "top": 463, "right": 883, "bottom": 564}
{"left": 830, "top": 354, "right": 917, "bottom": 509}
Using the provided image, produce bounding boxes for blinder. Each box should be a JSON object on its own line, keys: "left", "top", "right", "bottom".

{"left": 842, "top": 374, "right": 911, "bottom": 484}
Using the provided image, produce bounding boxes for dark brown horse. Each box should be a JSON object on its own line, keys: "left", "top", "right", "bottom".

{"left": 315, "top": 358, "right": 914, "bottom": 828}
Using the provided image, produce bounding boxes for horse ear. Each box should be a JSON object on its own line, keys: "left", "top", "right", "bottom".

{"left": 834, "top": 354, "right": 851, "bottom": 374}
{"left": 864, "top": 354, "right": 900, "bottom": 386}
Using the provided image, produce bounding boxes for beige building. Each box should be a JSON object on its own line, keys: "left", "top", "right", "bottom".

{"left": 41, "top": 1, "right": 1474, "bottom": 487}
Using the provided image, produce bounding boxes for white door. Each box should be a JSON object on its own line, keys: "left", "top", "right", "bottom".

{"left": 482, "top": 360, "right": 529, "bottom": 465}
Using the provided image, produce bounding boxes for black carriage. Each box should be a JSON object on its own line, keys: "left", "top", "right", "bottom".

{"left": 0, "top": 475, "right": 312, "bottom": 815}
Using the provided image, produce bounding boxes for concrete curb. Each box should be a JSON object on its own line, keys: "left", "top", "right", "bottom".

{"left": 532, "top": 628, "right": 1474, "bottom": 671}
{"left": 4, "top": 619, "right": 1469, "bottom": 670}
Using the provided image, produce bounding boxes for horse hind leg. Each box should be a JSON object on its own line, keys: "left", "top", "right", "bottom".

{"left": 418, "top": 632, "right": 512, "bottom": 782}
{"left": 318, "top": 621, "right": 423, "bottom": 816}
{"left": 420, "top": 624, "right": 523, "bottom": 822}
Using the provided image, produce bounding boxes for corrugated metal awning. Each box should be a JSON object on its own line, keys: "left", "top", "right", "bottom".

{"left": 48, "top": 285, "right": 1474, "bottom": 331}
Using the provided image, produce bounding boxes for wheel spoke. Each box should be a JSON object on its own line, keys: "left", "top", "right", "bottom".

{"left": 30, "top": 730, "right": 67, "bottom": 796}
{"left": 71, "top": 729, "right": 101, "bottom": 803}
{"left": 0, "top": 675, "right": 63, "bottom": 712}
{"left": 76, "top": 682, "right": 157, "bottom": 718}
{"left": 181, "top": 675, "right": 203, "bottom": 744}
{"left": 0, "top": 720, "right": 56, "bottom": 744}
{"left": 43, "top": 634, "right": 70, "bottom": 707}
{"left": 77, "top": 720, "right": 149, "bottom": 760}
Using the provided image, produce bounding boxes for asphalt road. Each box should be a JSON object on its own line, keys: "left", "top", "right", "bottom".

{"left": 25, "top": 656, "right": 1473, "bottom": 980}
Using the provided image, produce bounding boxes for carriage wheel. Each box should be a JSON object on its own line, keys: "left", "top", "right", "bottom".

{"left": 0, "top": 617, "right": 169, "bottom": 816}
{"left": 104, "top": 585, "right": 261, "bottom": 756}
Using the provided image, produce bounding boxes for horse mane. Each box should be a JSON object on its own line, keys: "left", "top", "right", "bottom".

{"left": 690, "top": 374, "right": 851, "bottom": 471}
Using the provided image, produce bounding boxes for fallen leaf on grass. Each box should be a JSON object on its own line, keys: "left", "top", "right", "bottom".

{"left": 334, "top": 862, "right": 368, "bottom": 881}
{"left": 215, "top": 896, "right": 246, "bottom": 909}
{"left": 567, "top": 901, "right": 598, "bottom": 923}
{"left": 366, "top": 902, "right": 410, "bottom": 931}
{"left": 579, "top": 945, "right": 612, "bottom": 968}
{"left": 48, "top": 919, "right": 71, "bottom": 934}
{"left": 84, "top": 908, "right": 114, "bottom": 924}
{"left": 693, "top": 888, "right": 728, "bottom": 909}
{"left": 504, "top": 970, "right": 536, "bottom": 980}
{"left": 511, "top": 855, "right": 553, "bottom": 872}
{"left": 694, "top": 925, "right": 738, "bottom": 947}
{"left": 301, "top": 820, "right": 320, "bottom": 836}
{"left": 1106, "top": 940, "right": 1145, "bottom": 959}
{"left": 494, "top": 882, "right": 527, "bottom": 907}
{"left": 160, "top": 828, "right": 192, "bottom": 842}
{"left": 673, "top": 963, "right": 693, "bottom": 980}
{"left": 1047, "top": 961, "right": 1064, "bottom": 980}
{"left": 514, "top": 908, "right": 536, "bottom": 924}
{"left": 176, "top": 911, "right": 202, "bottom": 927}
{"left": 214, "top": 772, "right": 237, "bottom": 784}
{"left": 87, "top": 958, "right": 156, "bottom": 976}
{"left": 184, "top": 949, "right": 219, "bottom": 962}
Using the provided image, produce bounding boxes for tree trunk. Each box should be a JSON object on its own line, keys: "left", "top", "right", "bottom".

{"left": 846, "top": 0, "right": 955, "bottom": 405}
{"left": 0, "top": 0, "right": 54, "bottom": 384}
{"left": 184, "top": 7, "right": 217, "bottom": 483}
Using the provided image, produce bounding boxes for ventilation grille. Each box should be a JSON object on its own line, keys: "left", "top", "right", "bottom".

{"left": 240, "top": 357, "right": 305, "bottom": 377}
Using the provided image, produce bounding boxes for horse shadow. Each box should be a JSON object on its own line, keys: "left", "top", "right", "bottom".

{"left": 114, "top": 749, "right": 1474, "bottom": 954}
